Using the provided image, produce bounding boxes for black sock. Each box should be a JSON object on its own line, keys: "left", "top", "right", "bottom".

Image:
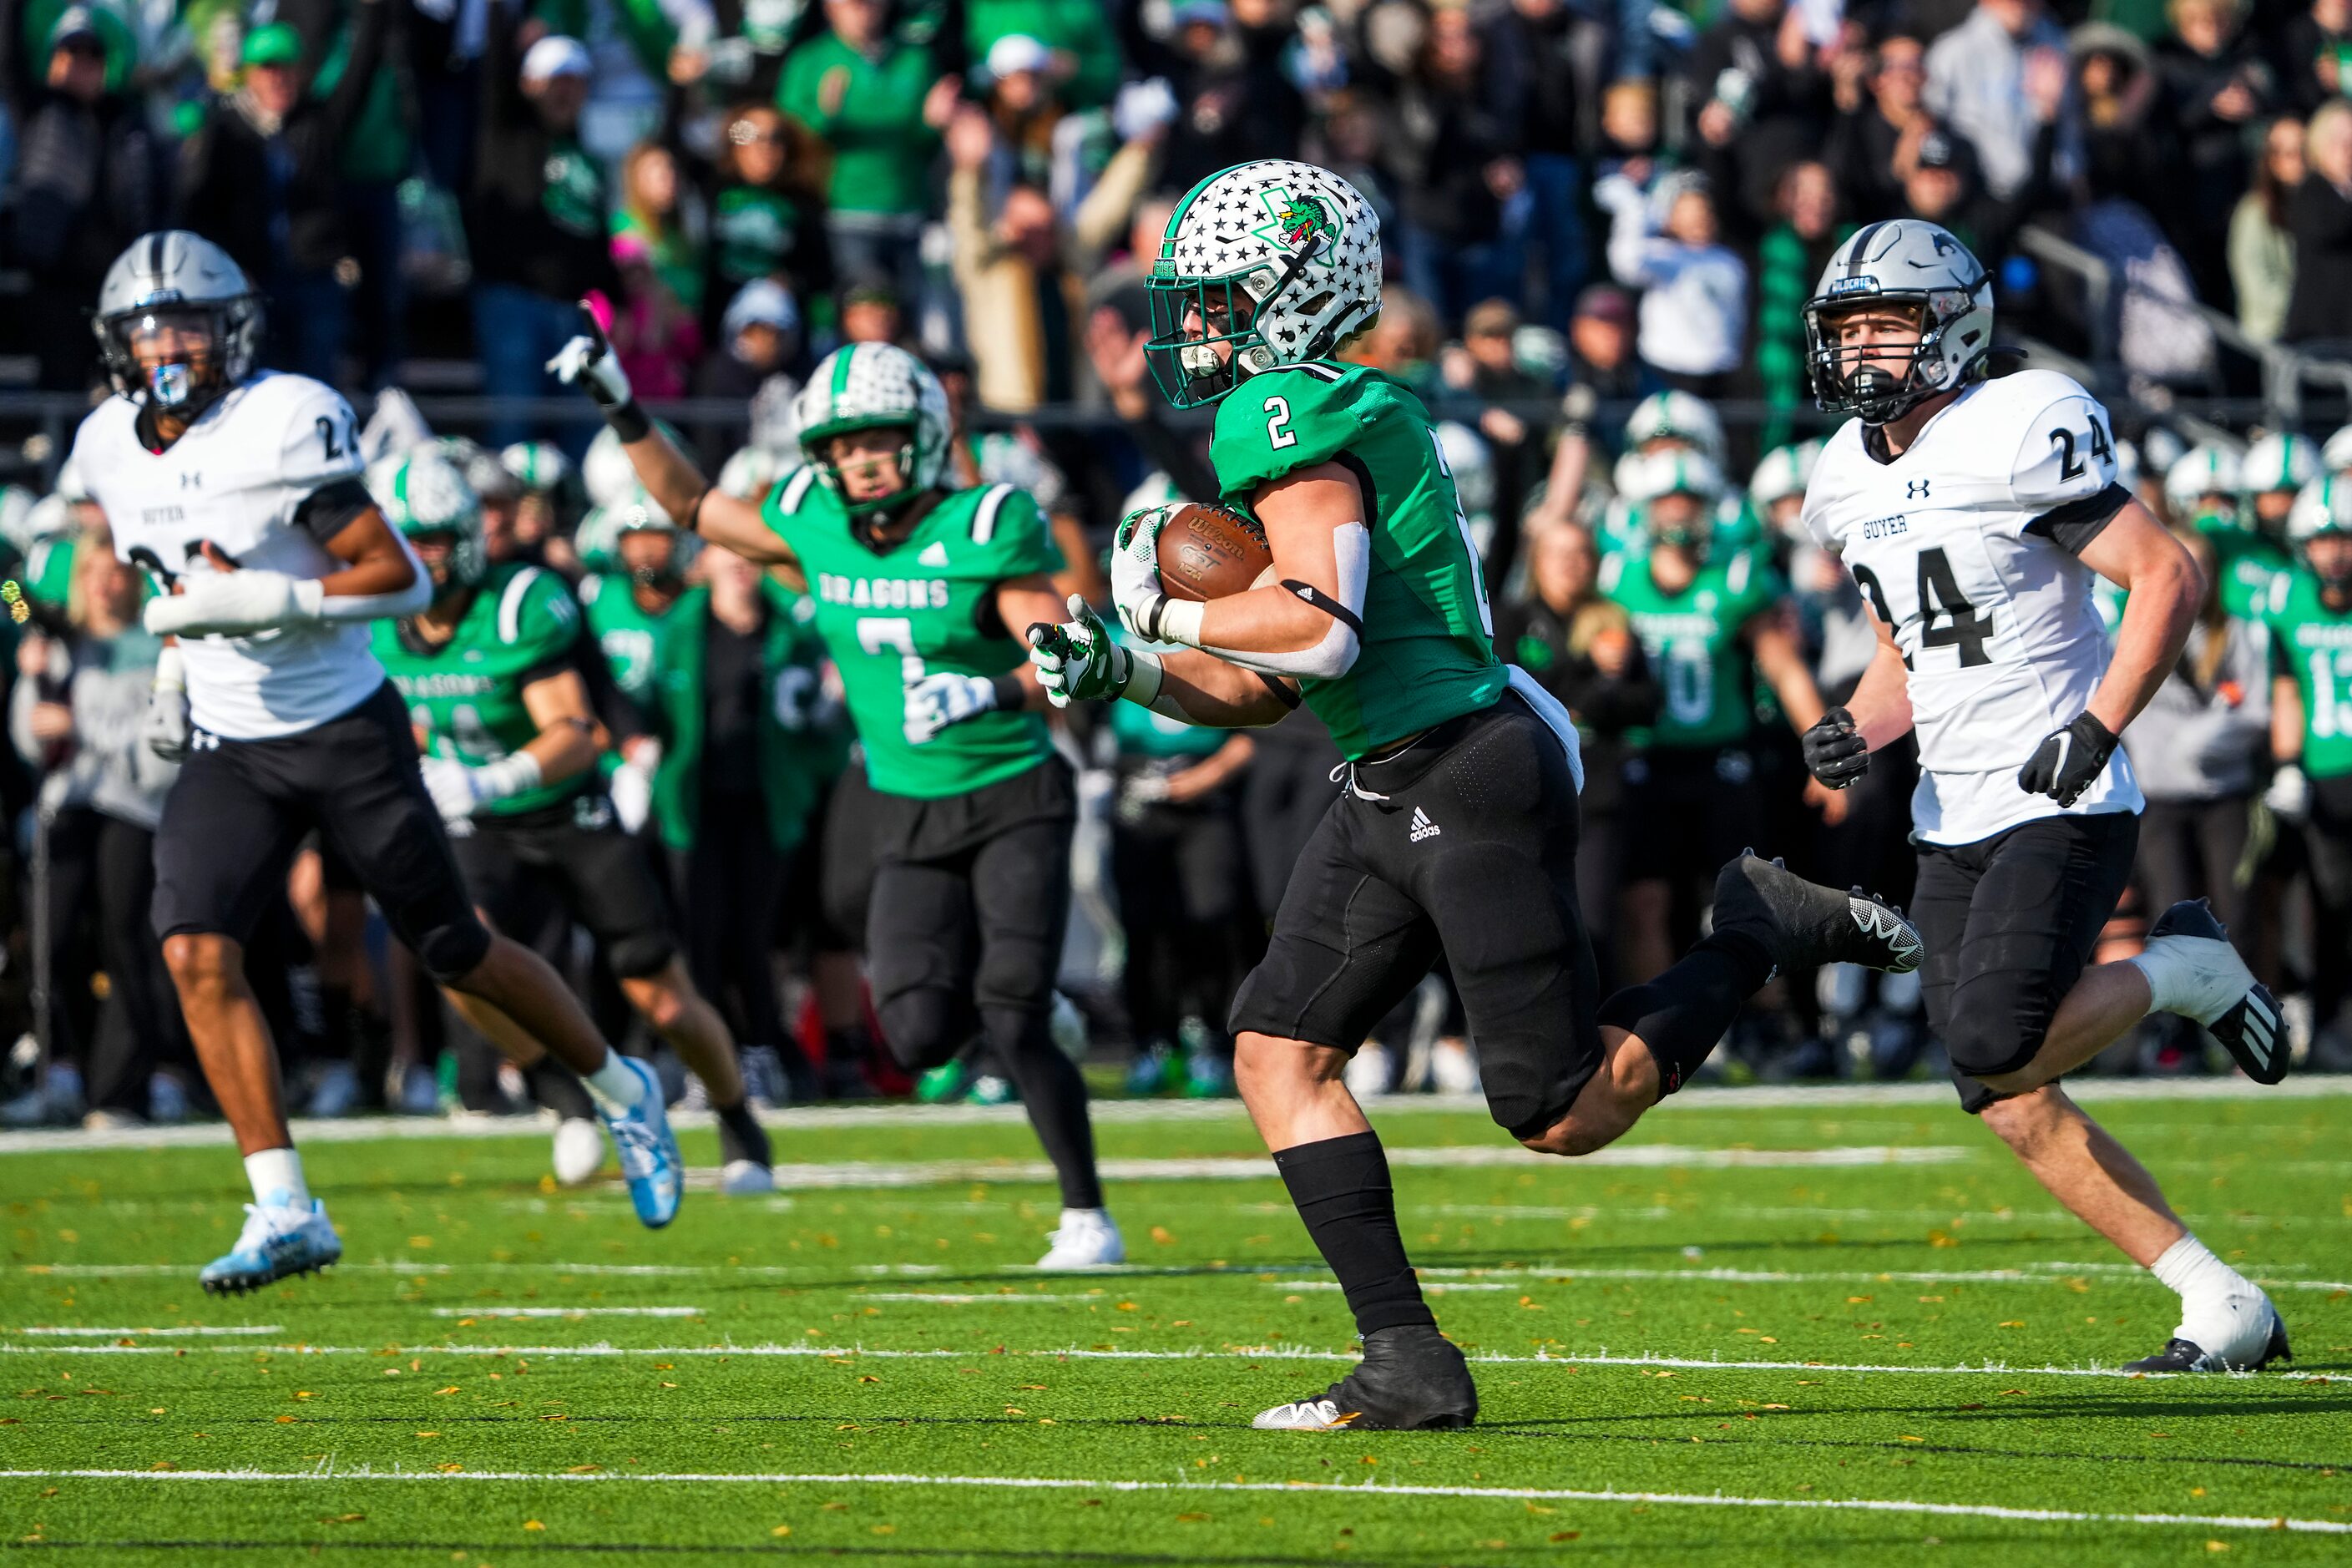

{"left": 524, "top": 1059, "right": 596, "bottom": 1122}
{"left": 984, "top": 1005, "right": 1103, "bottom": 1210}
{"left": 716, "top": 1098, "right": 771, "bottom": 1167}
{"left": 1597, "top": 930, "right": 1775, "bottom": 1096}
{"left": 1273, "top": 1131, "right": 1435, "bottom": 1337}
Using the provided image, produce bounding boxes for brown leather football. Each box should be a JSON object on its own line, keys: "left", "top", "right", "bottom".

{"left": 1156, "top": 502, "right": 1276, "bottom": 602}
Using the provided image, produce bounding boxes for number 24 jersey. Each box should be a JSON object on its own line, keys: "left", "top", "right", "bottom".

{"left": 1800, "top": 369, "right": 2142, "bottom": 847}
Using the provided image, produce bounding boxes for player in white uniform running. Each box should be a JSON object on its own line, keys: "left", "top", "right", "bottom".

{"left": 72, "top": 232, "right": 685, "bottom": 1294}
{"left": 1797, "top": 220, "right": 2293, "bottom": 1372}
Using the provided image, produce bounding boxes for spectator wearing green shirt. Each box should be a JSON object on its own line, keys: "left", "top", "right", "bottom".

{"left": 776, "top": 0, "right": 958, "bottom": 315}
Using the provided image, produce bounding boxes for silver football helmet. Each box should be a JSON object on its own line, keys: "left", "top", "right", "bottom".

{"left": 93, "top": 230, "right": 263, "bottom": 413}
{"left": 1802, "top": 220, "right": 1994, "bottom": 425}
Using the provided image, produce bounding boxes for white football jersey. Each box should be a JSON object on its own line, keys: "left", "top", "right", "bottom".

{"left": 1801, "top": 369, "right": 2142, "bottom": 846}
{"left": 70, "top": 372, "right": 385, "bottom": 741}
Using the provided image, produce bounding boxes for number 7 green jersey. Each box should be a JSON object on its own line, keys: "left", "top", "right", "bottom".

{"left": 1211, "top": 361, "right": 1505, "bottom": 760}
{"left": 762, "top": 471, "right": 1062, "bottom": 799}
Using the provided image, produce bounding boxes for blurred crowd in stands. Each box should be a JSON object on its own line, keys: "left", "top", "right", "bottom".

{"left": 2, "top": 0, "right": 2351, "bottom": 1128}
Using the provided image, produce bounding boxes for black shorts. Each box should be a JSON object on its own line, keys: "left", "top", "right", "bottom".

{"left": 153, "top": 681, "right": 491, "bottom": 982}
{"left": 451, "top": 791, "right": 678, "bottom": 979}
{"left": 1619, "top": 745, "right": 1768, "bottom": 886}
{"left": 862, "top": 758, "right": 1075, "bottom": 1071}
{"left": 1913, "top": 811, "right": 2139, "bottom": 1112}
{"left": 1229, "top": 690, "right": 1600, "bottom": 1138}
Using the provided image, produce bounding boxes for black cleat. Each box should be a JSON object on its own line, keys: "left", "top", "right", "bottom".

{"left": 1712, "top": 851, "right": 1923, "bottom": 977}
{"left": 1252, "top": 1325, "right": 1479, "bottom": 1431}
{"left": 2123, "top": 1313, "right": 2292, "bottom": 1373}
{"left": 2145, "top": 899, "right": 2288, "bottom": 1085}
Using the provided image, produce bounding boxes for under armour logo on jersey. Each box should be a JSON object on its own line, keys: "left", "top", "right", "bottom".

{"left": 190, "top": 730, "right": 220, "bottom": 751}
{"left": 179, "top": 472, "right": 200, "bottom": 489}
{"left": 1409, "top": 807, "right": 1441, "bottom": 842}
{"left": 1905, "top": 479, "right": 1931, "bottom": 499}
{"left": 918, "top": 541, "right": 949, "bottom": 567}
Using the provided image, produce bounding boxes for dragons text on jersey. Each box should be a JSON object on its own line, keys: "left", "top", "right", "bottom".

{"left": 1801, "top": 369, "right": 2142, "bottom": 845}
{"left": 761, "top": 470, "right": 1061, "bottom": 799}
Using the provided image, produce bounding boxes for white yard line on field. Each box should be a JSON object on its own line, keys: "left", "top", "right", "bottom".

{"left": 0, "top": 1465, "right": 2340, "bottom": 1536}
{"left": 8, "top": 1324, "right": 282, "bottom": 1337}
{"left": 0, "top": 1339, "right": 2318, "bottom": 1379}
{"left": 1273, "top": 1265, "right": 2352, "bottom": 1292}
{"left": 860, "top": 1293, "right": 1106, "bottom": 1303}
{"left": 424, "top": 1307, "right": 705, "bottom": 1318}
{"left": 1, "top": 1074, "right": 2340, "bottom": 1156}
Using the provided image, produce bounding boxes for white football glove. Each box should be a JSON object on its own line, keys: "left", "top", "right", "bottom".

{"left": 903, "top": 671, "right": 1006, "bottom": 745}
{"left": 608, "top": 756, "right": 655, "bottom": 834}
{"left": 546, "top": 308, "right": 634, "bottom": 412}
{"left": 420, "top": 752, "right": 542, "bottom": 823}
{"left": 1027, "top": 595, "right": 1136, "bottom": 708}
{"left": 1111, "top": 504, "right": 1203, "bottom": 645}
{"left": 2266, "top": 762, "right": 2309, "bottom": 824}
{"left": 143, "top": 570, "right": 322, "bottom": 638}
{"left": 144, "top": 645, "right": 190, "bottom": 762}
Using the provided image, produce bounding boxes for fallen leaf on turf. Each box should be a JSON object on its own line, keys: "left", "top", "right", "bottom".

{"left": 417, "top": 1431, "right": 440, "bottom": 1439}
{"left": 1898, "top": 1435, "right": 1925, "bottom": 1443}
{"left": 2207, "top": 1543, "right": 2229, "bottom": 1553}
{"left": 871, "top": 1525, "right": 896, "bottom": 1535}
{"left": 438, "top": 1463, "right": 463, "bottom": 1474}
{"left": 316, "top": 1514, "right": 363, "bottom": 1525}
{"left": 1550, "top": 1532, "right": 1581, "bottom": 1543}
{"left": 149, "top": 1461, "right": 173, "bottom": 1470}
{"left": 523, "top": 1521, "right": 544, "bottom": 1531}
{"left": 858, "top": 1376, "right": 879, "bottom": 1383}
{"left": 822, "top": 1503, "right": 848, "bottom": 1512}
{"left": 1176, "top": 1513, "right": 1210, "bottom": 1523}
{"left": 567, "top": 1464, "right": 600, "bottom": 1474}
{"left": 1760, "top": 1404, "right": 1789, "bottom": 1410}
{"left": 434, "top": 1387, "right": 459, "bottom": 1395}
{"left": 771, "top": 1526, "right": 792, "bottom": 1538}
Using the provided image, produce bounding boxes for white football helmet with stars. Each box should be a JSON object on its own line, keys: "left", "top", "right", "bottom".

{"left": 1146, "top": 159, "right": 1382, "bottom": 408}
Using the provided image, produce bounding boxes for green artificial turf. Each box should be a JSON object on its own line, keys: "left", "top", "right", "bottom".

{"left": 1, "top": 1083, "right": 2347, "bottom": 1565}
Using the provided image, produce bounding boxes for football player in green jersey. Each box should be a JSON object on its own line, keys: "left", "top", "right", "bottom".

{"left": 368, "top": 451, "right": 778, "bottom": 1196}
{"left": 549, "top": 330, "right": 1123, "bottom": 1269}
{"left": 1029, "top": 158, "right": 1923, "bottom": 1430}
{"left": 1603, "top": 448, "right": 1834, "bottom": 982}
{"left": 2263, "top": 475, "right": 2352, "bottom": 1055}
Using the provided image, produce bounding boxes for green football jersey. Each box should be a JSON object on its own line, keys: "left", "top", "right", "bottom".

{"left": 1602, "top": 548, "right": 1785, "bottom": 751}
{"left": 1211, "top": 361, "right": 1505, "bottom": 760}
{"left": 372, "top": 564, "right": 589, "bottom": 817}
{"left": 2199, "top": 522, "right": 2291, "bottom": 621}
{"left": 579, "top": 573, "right": 695, "bottom": 710}
{"left": 2262, "top": 568, "right": 2352, "bottom": 780}
{"left": 764, "top": 470, "right": 1061, "bottom": 799}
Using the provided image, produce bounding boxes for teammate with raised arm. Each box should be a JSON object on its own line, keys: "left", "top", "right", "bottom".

{"left": 1795, "top": 220, "right": 2292, "bottom": 1372}
{"left": 1028, "top": 160, "right": 1925, "bottom": 1431}
{"left": 549, "top": 331, "right": 1123, "bottom": 1269}
{"left": 75, "top": 234, "right": 682, "bottom": 1293}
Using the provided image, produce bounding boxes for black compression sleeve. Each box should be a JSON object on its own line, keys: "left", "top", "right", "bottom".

{"left": 2025, "top": 482, "right": 2132, "bottom": 554}
{"left": 292, "top": 477, "right": 377, "bottom": 541}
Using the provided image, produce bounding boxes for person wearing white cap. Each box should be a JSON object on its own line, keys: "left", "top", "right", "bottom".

{"left": 471, "top": 9, "right": 616, "bottom": 450}
{"left": 690, "top": 279, "right": 804, "bottom": 465}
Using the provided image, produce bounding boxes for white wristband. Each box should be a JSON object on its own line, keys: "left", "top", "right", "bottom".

{"left": 1156, "top": 596, "right": 1205, "bottom": 647}
{"left": 153, "top": 644, "right": 185, "bottom": 692}
{"left": 476, "top": 752, "right": 544, "bottom": 802}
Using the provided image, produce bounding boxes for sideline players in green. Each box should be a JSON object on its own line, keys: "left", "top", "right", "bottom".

{"left": 549, "top": 331, "right": 1122, "bottom": 1269}
{"left": 2263, "top": 474, "right": 2352, "bottom": 1057}
{"left": 1602, "top": 448, "right": 1831, "bottom": 982}
{"left": 367, "top": 450, "right": 778, "bottom": 1195}
{"left": 1029, "top": 158, "right": 1923, "bottom": 1429}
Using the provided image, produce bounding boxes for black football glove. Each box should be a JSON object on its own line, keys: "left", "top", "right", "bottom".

{"left": 2017, "top": 711, "right": 2119, "bottom": 807}
{"left": 1801, "top": 706, "right": 1870, "bottom": 789}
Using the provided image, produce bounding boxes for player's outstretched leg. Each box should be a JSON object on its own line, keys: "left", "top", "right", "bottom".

{"left": 164, "top": 933, "right": 345, "bottom": 1296}
{"left": 1237, "top": 1034, "right": 1477, "bottom": 1432}
{"left": 1530, "top": 853, "right": 1923, "bottom": 1156}
{"left": 450, "top": 935, "right": 684, "bottom": 1227}
{"left": 1979, "top": 1085, "right": 2290, "bottom": 1372}
{"left": 620, "top": 959, "right": 776, "bottom": 1196}
{"left": 2136, "top": 900, "right": 2285, "bottom": 1083}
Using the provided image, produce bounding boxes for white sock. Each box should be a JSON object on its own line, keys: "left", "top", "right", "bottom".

{"left": 583, "top": 1050, "right": 645, "bottom": 1114}
{"left": 244, "top": 1147, "right": 309, "bottom": 1209}
{"left": 2129, "top": 937, "right": 2248, "bottom": 1024}
{"left": 2150, "top": 1234, "right": 2256, "bottom": 1308}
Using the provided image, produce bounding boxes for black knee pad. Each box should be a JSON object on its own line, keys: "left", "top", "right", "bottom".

{"left": 605, "top": 928, "right": 676, "bottom": 982}
{"left": 416, "top": 914, "right": 493, "bottom": 984}
{"left": 876, "top": 988, "right": 967, "bottom": 1073}
{"left": 1941, "top": 990, "right": 2046, "bottom": 1081}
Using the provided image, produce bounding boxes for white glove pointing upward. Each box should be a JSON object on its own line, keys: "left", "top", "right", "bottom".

{"left": 546, "top": 307, "right": 634, "bottom": 412}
